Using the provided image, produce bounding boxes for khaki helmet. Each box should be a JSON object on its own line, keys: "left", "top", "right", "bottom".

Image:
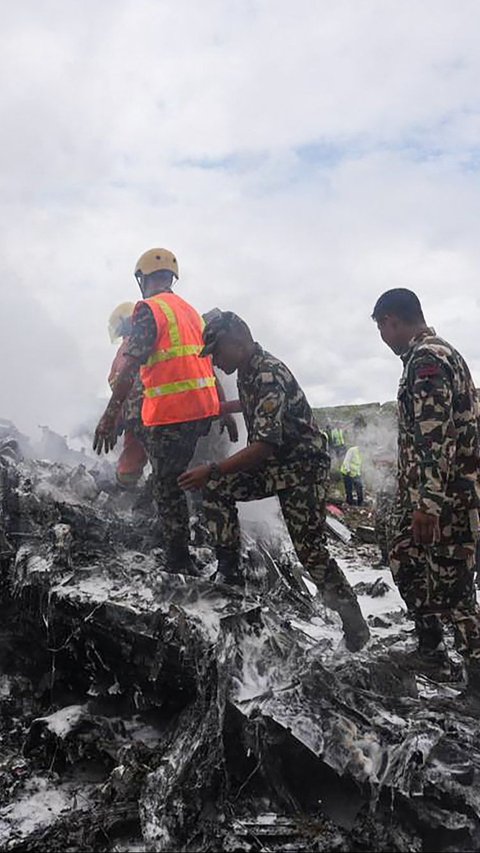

{"left": 108, "top": 301, "right": 136, "bottom": 343}
{"left": 134, "top": 248, "right": 179, "bottom": 284}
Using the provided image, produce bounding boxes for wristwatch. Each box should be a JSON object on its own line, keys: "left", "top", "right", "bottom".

{"left": 208, "top": 462, "right": 223, "bottom": 481}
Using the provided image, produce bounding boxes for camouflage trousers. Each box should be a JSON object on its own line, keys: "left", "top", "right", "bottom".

{"left": 203, "top": 456, "right": 355, "bottom": 599}
{"left": 374, "top": 490, "right": 396, "bottom": 562}
{"left": 390, "top": 519, "right": 480, "bottom": 660}
{"left": 146, "top": 419, "right": 212, "bottom": 556}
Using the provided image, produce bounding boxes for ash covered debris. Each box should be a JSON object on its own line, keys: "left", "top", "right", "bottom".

{"left": 1, "top": 427, "right": 480, "bottom": 852}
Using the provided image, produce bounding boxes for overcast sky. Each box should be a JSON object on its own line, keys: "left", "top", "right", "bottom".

{"left": 2, "top": 0, "right": 480, "bottom": 436}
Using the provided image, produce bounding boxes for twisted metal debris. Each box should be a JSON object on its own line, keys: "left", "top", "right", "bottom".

{"left": 0, "top": 426, "right": 480, "bottom": 852}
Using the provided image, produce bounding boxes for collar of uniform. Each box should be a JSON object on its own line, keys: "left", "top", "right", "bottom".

{"left": 238, "top": 342, "right": 264, "bottom": 380}
{"left": 401, "top": 327, "right": 436, "bottom": 363}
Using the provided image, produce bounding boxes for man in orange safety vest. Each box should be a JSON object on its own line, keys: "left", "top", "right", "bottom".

{"left": 94, "top": 248, "right": 237, "bottom": 574}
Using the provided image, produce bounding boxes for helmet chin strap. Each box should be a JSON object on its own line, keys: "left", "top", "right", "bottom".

{"left": 135, "top": 271, "right": 145, "bottom": 295}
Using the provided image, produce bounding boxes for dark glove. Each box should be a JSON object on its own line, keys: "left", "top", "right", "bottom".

{"left": 220, "top": 414, "right": 239, "bottom": 443}
{"left": 93, "top": 411, "right": 118, "bottom": 455}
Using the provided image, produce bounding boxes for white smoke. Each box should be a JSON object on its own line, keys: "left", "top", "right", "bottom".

{"left": 0, "top": 281, "right": 104, "bottom": 439}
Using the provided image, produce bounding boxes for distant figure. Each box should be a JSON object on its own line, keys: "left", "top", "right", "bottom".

{"left": 373, "top": 287, "right": 480, "bottom": 694}
{"left": 341, "top": 445, "right": 363, "bottom": 506}
{"left": 328, "top": 424, "right": 346, "bottom": 462}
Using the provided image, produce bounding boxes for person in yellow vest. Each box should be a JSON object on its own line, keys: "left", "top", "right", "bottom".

{"left": 94, "top": 248, "right": 236, "bottom": 574}
{"left": 330, "top": 426, "right": 345, "bottom": 449}
{"left": 326, "top": 423, "right": 346, "bottom": 464}
{"left": 341, "top": 445, "right": 363, "bottom": 506}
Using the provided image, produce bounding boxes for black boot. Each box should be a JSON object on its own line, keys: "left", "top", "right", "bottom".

{"left": 166, "top": 544, "right": 201, "bottom": 577}
{"left": 415, "top": 613, "right": 444, "bottom": 653}
{"left": 390, "top": 614, "right": 455, "bottom": 681}
{"left": 463, "top": 659, "right": 480, "bottom": 701}
{"left": 323, "top": 559, "right": 370, "bottom": 652}
{"left": 372, "top": 549, "right": 389, "bottom": 570}
{"left": 331, "top": 594, "right": 370, "bottom": 652}
{"left": 390, "top": 646, "right": 454, "bottom": 681}
{"left": 215, "top": 547, "right": 243, "bottom": 587}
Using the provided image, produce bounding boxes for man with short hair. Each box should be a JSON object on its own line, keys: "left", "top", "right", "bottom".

{"left": 372, "top": 287, "right": 480, "bottom": 691}
{"left": 178, "top": 311, "right": 369, "bottom": 652}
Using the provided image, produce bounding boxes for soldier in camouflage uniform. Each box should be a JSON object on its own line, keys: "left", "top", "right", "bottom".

{"left": 178, "top": 311, "right": 369, "bottom": 652}
{"left": 373, "top": 288, "right": 480, "bottom": 690}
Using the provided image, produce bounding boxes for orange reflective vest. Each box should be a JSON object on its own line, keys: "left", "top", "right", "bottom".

{"left": 137, "top": 292, "right": 220, "bottom": 427}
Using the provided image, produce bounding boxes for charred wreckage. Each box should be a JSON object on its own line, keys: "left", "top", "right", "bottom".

{"left": 0, "top": 421, "right": 480, "bottom": 852}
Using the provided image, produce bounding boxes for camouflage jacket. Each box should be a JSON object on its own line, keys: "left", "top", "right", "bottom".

{"left": 397, "top": 327, "right": 480, "bottom": 542}
{"left": 237, "top": 344, "right": 329, "bottom": 468}
{"left": 108, "top": 339, "right": 143, "bottom": 426}
{"left": 124, "top": 302, "right": 157, "bottom": 363}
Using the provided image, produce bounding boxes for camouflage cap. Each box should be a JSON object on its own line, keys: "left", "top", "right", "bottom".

{"left": 200, "top": 309, "right": 243, "bottom": 357}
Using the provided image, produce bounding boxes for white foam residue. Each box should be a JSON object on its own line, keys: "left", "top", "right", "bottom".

{"left": 303, "top": 577, "right": 318, "bottom": 596}
{"left": 180, "top": 599, "right": 222, "bottom": 642}
{"left": 286, "top": 712, "right": 325, "bottom": 756}
{"left": 54, "top": 572, "right": 158, "bottom": 613}
{"left": 233, "top": 622, "right": 297, "bottom": 703}
{"left": 0, "top": 777, "right": 86, "bottom": 844}
{"left": 336, "top": 554, "right": 407, "bottom": 636}
{"left": 36, "top": 480, "right": 79, "bottom": 506}
{"left": 26, "top": 555, "right": 51, "bottom": 575}
{"left": 0, "top": 675, "right": 12, "bottom": 698}
{"left": 53, "top": 574, "right": 112, "bottom": 601}
{"left": 123, "top": 717, "right": 162, "bottom": 747}
{"left": 136, "top": 586, "right": 154, "bottom": 603}
{"left": 373, "top": 709, "right": 408, "bottom": 729}
{"left": 37, "top": 704, "right": 86, "bottom": 738}
{"left": 255, "top": 813, "right": 279, "bottom": 825}
{"left": 289, "top": 614, "right": 343, "bottom": 648}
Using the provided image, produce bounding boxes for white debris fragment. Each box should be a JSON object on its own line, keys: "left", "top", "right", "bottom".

{"left": 34, "top": 704, "right": 86, "bottom": 739}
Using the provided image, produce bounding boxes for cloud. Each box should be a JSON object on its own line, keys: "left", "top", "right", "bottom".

{"left": 1, "top": 0, "right": 480, "bottom": 435}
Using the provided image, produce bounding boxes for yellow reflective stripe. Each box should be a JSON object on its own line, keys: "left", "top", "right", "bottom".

{"left": 146, "top": 344, "right": 202, "bottom": 366}
{"left": 144, "top": 376, "right": 216, "bottom": 398}
{"left": 151, "top": 297, "right": 181, "bottom": 347}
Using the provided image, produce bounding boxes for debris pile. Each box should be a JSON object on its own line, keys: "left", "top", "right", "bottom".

{"left": 1, "top": 425, "right": 480, "bottom": 852}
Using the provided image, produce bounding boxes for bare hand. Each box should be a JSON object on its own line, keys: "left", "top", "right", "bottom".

{"left": 93, "top": 412, "right": 118, "bottom": 455}
{"left": 178, "top": 464, "right": 212, "bottom": 491}
{"left": 220, "top": 414, "right": 239, "bottom": 443}
{"left": 412, "top": 510, "right": 440, "bottom": 545}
